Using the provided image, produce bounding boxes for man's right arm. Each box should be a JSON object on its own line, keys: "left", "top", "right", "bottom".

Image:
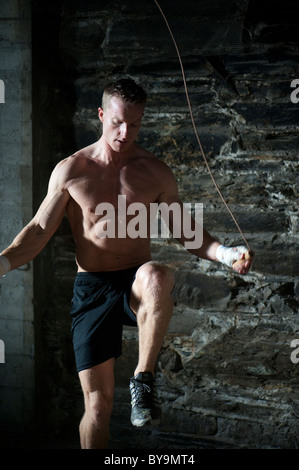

{"left": 0, "top": 159, "right": 71, "bottom": 275}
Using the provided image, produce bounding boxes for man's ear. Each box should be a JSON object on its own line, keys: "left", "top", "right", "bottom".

{"left": 98, "top": 107, "right": 104, "bottom": 122}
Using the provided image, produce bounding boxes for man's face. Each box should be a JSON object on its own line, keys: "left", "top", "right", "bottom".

{"left": 98, "top": 96, "right": 144, "bottom": 153}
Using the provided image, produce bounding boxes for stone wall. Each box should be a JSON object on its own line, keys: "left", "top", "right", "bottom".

{"left": 2, "top": 0, "right": 298, "bottom": 448}
{"left": 0, "top": 0, "right": 34, "bottom": 435}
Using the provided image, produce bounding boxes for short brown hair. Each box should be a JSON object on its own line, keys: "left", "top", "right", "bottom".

{"left": 102, "top": 78, "right": 147, "bottom": 109}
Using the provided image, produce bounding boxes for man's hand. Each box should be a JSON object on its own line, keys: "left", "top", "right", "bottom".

{"left": 216, "top": 245, "right": 254, "bottom": 275}
{"left": 0, "top": 255, "right": 11, "bottom": 278}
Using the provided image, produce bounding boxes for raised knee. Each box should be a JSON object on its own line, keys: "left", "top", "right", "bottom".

{"left": 137, "top": 262, "right": 175, "bottom": 294}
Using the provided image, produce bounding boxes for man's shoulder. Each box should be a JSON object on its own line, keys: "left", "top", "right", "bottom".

{"left": 134, "top": 145, "right": 155, "bottom": 160}
{"left": 133, "top": 147, "right": 177, "bottom": 194}
{"left": 49, "top": 151, "right": 90, "bottom": 190}
{"left": 54, "top": 145, "right": 95, "bottom": 175}
{"left": 135, "top": 146, "right": 173, "bottom": 172}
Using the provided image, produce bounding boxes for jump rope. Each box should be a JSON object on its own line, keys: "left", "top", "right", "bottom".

{"left": 154, "top": 0, "right": 254, "bottom": 268}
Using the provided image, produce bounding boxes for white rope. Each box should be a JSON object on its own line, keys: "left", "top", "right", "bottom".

{"left": 154, "top": 0, "right": 251, "bottom": 252}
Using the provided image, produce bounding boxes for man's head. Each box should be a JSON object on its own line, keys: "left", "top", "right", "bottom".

{"left": 101, "top": 78, "right": 147, "bottom": 111}
{"left": 99, "top": 78, "right": 147, "bottom": 153}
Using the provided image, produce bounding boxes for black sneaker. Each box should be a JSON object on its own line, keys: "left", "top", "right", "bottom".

{"left": 129, "top": 372, "right": 162, "bottom": 427}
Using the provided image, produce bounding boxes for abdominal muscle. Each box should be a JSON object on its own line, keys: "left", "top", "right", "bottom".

{"left": 71, "top": 213, "right": 152, "bottom": 272}
{"left": 75, "top": 238, "right": 152, "bottom": 272}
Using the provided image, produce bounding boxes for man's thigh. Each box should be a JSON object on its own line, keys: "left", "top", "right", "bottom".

{"left": 79, "top": 358, "right": 115, "bottom": 403}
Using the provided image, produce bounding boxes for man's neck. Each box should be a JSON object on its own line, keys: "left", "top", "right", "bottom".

{"left": 97, "top": 136, "right": 136, "bottom": 167}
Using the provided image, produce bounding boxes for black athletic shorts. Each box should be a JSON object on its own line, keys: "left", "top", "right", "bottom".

{"left": 70, "top": 266, "right": 140, "bottom": 373}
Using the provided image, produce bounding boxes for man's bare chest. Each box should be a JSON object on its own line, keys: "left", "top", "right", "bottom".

{"left": 67, "top": 164, "right": 161, "bottom": 214}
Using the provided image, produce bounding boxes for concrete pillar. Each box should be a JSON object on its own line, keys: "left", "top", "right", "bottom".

{"left": 0, "top": 0, "right": 34, "bottom": 435}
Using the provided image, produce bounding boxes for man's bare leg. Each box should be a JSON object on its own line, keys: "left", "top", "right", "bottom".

{"left": 130, "top": 261, "right": 175, "bottom": 375}
{"left": 78, "top": 358, "right": 115, "bottom": 449}
{"left": 129, "top": 262, "right": 174, "bottom": 426}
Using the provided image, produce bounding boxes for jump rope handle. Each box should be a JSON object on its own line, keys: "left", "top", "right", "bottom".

{"left": 232, "top": 250, "right": 254, "bottom": 269}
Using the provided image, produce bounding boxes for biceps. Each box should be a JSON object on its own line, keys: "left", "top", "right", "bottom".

{"left": 34, "top": 189, "right": 69, "bottom": 234}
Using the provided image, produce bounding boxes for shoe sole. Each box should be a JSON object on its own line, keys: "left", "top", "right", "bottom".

{"left": 131, "top": 416, "right": 161, "bottom": 427}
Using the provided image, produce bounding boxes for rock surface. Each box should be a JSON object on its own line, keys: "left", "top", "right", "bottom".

{"left": 1, "top": 0, "right": 298, "bottom": 449}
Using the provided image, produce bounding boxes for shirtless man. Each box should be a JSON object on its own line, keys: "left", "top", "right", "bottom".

{"left": 0, "top": 78, "right": 253, "bottom": 448}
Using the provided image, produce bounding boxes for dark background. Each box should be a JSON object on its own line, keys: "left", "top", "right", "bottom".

{"left": 20, "top": 0, "right": 299, "bottom": 448}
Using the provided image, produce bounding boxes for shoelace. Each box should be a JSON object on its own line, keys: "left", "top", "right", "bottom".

{"left": 130, "top": 380, "right": 157, "bottom": 408}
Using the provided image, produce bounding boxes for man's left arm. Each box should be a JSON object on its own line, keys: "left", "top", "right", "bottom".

{"left": 171, "top": 197, "right": 253, "bottom": 274}
{"left": 157, "top": 168, "right": 253, "bottom": 275}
